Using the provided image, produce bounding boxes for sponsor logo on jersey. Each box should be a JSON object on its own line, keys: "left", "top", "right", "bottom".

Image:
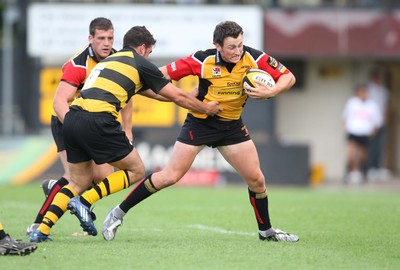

{"left": 212, "top": 66, "right": 222, "bottom": 77}
{"left": 241, "top": 65, "right": 252, "bottom": 70}
{"left": 227, "top": 81, "right": 241, "bottom": 87}
{"left": 268, "top": 56, "right": 278, "bottom": 69}
{"left": 277, "top": 63, "right": 287, "bottom": 73}
{"left": 216, "top": 89, "right": 243, "bottom": 96}
{"left": 212, "top": 86, "right": 242, "bottom": 97}
{"left": 170, "top": 62, "right": 177, "bottom": 72}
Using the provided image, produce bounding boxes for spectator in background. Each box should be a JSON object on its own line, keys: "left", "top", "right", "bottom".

{"left": 342, "top": 84, "right": 382, "bottom": 184}
{"left": 366, "top": 68, "right": 390, "bottom": 181}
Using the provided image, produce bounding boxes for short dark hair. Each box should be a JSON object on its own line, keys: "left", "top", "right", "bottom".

{"left": 89, "top": 17, "right": 113, "bottom": 36}
{"left": 213, "top": 21, "right": 243, "bottom": 47}
{"left": 123, "top": 26, "right": 156, "bottom": 48}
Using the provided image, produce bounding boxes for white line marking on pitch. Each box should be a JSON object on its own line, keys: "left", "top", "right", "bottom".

{"left": 189, "top": 224, "right": 256, "bottom": 237}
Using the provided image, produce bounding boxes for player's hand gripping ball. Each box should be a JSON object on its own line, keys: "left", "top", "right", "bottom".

{"left": 242, "top": 69, "right": 276, "bottom": 99}
{"left": 242, "top": 69, "right": 275, "bottom": 89}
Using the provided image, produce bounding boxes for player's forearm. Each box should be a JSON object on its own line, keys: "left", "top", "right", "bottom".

{"left": 121, "top": 100, "right": 133, "bottom": 141}
{"left": 274, "top": 72, "right": 296, "bottom": 95}
{"left": 53, "top": 82, "right": 78, "bottom": 123}
{"left": 159, "top": 83, "right": 220, "bottom": 115}
{"left": 53, "top": 101, "right": 70, "bottom": 123}
{"left": 173, "top": 91, "right": 220, "bottom": 115}
{"left": 139, "top": 89, "right": 171, "bottom": 102}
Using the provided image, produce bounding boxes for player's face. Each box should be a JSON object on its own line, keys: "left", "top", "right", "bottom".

{"left": 89, "top": 28, "right": 114, "bottom": 60}
{"left": 217, "top": 34, "right": 244, "bottom": 64}
{"left": 357, "top": 88, "right": 368, "bottom": 101}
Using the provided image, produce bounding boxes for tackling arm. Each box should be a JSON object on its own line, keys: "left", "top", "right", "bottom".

{"left": 139, "top": 89, "right": 171, "bottom": 102}
{"left": 158, "top": 83, "right": 221, "bottom": 116}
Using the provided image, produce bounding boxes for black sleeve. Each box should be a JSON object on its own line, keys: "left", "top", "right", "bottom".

{"left": 135, "top": 55, "right": 170, "bottom": 94}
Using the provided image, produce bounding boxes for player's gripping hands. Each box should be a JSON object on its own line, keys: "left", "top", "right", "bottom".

{"left": 189, "top": 87, "right": 222, "bottom": 116}
{"left": 205, "top": 100, "right": 223, "bottom": 116}
{"left": 244, "top": 78, "right": 277, "bottom": 100}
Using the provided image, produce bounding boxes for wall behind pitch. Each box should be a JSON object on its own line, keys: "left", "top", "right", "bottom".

{"left": 27, "top": 3, "right": 263, "bottom": 60}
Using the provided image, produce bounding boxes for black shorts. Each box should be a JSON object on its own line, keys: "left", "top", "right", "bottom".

{"left": 62, "top": 107, "right": 133, "bottom": 164}
{"left": 347, "top": 134, "right": 370, "bottom": 147}
{"left": 51, "top": 115, "right": 65, "bottom": 152}
{"left": 177, "top": 114, "right": 251, "bottom": 148}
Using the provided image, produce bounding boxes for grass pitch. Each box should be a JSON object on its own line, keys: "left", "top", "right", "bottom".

{"left": 0, "top": 182, "right": 399, "bottom": 269}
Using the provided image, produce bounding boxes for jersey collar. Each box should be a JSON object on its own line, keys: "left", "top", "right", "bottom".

{"left": 88, "top": 44, "right": 116, "bottom": 63}
{"left": 215, "top": 50, "right": 245, "bottom": 72}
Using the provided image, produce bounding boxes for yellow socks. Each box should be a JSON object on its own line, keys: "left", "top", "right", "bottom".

{"left": 39, "top": 185, "right": 78, "bottom": 235}
{"left": 82, "top": 170, "right": 129, "bottom": 206}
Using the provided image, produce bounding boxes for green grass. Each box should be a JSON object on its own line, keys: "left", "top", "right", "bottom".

{"left": 1, "top": 183, "right": 399, "bottom": 269}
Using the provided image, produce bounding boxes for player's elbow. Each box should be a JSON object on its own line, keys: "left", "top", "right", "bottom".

{"left": 53, "top": 99, "right": 61, "bottom": 113}
{"left": 287, "top": 72, "right": 296, "bottom": 88}
{"left": 292, "top": 73, "right": 296, "bottom": 85}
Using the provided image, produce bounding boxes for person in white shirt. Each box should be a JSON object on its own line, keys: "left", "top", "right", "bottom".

{"left": 343, "top": 84, "right": 382, "bottom": 184}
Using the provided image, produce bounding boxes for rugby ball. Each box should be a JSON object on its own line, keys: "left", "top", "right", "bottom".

{"left": 243, "top": 69, "right": 275, "bottom": 88}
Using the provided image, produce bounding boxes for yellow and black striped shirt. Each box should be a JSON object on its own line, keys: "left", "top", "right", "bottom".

{"left": 71, "top": 47, "right": 169, "bottom": 118}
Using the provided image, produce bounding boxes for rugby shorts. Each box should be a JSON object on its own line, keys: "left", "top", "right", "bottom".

{"left": 51, "top": 115, "right": 65, "bottom": 152}
{"left": 177, "top": 114, "right": 251, "bottom": 148}
{"left": 63, "top": 107, "right": 133, "bottom": 164}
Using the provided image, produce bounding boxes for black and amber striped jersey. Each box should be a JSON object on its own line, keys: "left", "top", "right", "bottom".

{"left": 71, "top": 47, "right": 170, "bottom": 118}
{"left": 166, "top": 45, "right": 290, "bottom": 120}
{"left": 52, "top": 45, "right": 116, "bottom": 117}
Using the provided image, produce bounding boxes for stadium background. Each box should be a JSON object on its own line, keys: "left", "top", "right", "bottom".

{"left": 1, "top": 0, "right": 399, "bottom": 186}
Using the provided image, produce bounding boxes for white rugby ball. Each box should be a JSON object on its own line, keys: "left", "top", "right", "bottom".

{"left": 243, "top": 69, "right": 275, "bottom": 89}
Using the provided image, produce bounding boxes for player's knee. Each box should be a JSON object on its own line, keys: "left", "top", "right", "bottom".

{"left": 158, "top": 173, "right": 180, "bottom": 187}
{"left": 134, "top": 165, "right": 146, "bottom": 181}
{"left": 125, "top": 164, "right": 145, "bottom": 184}
{"left": 92, "top": 169, "right": 113, "bottom": 183}
{"left": 138, "top": 165, "right": 145, "bottom": 179}
{"left": 165, "top": 177, "right": 180, "bottom": 186}
{"left": 246, "top": 173, "right": 265, "bottom": 192}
